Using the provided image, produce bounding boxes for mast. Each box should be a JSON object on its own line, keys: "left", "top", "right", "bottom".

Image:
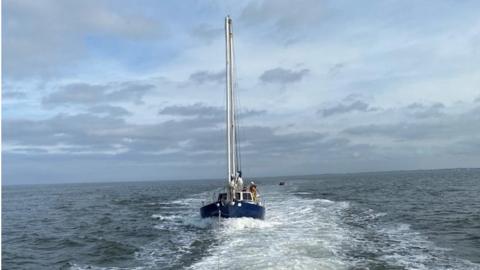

{"left": 225, "top": 16, "right": 237, "bottom": 198}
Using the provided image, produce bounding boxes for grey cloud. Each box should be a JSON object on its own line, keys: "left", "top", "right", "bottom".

{"left": 3, "top": 113, "right": 128, "bottom": 148}
{"left": 240, "top": 0, "right": 323, "bottom": 43}
{"left": 237, "top": 127, "right": 383, "bottom": 178}
{"left": 42, "top": 82, "right": 154, "bottom": 107}
{"left": 159, "top": 103, "right": 222, "bottom": 117}
{"left": 2, "top": 90, "right": 26, "bottom": 99}
{"left": 3, "top": 110, "right": 227, "bottom": 156}
{"left": 342, "top": 106, "right": 480, "bottom": 141}
{"left": 189, "top": 70, "right": 224, "bottom": 85}
{"left": 4, "top": 109, "right": 375, "bottom": 183}
{"left": 342, "top": 93, "right": 365, "bottom": 102}
{"left": 88, "top": 105, "right": 131, "bottom": 117}
{"left": 105, "top": 83, "right": 154, "bottom": 104}
{"left": 43, "top": 83, "right": 108, "bottom": 105}
{"left": 159, "top": 103, "right": 266, "bottom": 119}
{"left": 191, "top": 24, "right": 222, "bottom": 43}
{"left": 328, "top": 63, "right": 347, "bottom": 77}
{"left": 9, "top": 103, "right": 479, "bottom": 184}
{"left": 406, "top": 102, "right": 445, "bottom": 118}
{"left": 259, "top": 68, "right": 309, "bottom": 84}
{"left": 447, "top": 138, "right": 480, "bottom": 155}
{"left": 319, "top": 101, "right": 376, "bottom": 117}
{"left": 240, "top": 126, "right": 327, "bottom": 155}
{"left": 239, "top": 109, "right": 267, "bottom": 118}
{"left": 241, "top": 0, "right": 321, "bottom": 27}
{"left": 343, "top": 123, "right": 432, "bottom": 140}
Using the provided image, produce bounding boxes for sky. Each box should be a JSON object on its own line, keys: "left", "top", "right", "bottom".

{"left": 2, "top": 0, "right": 480, "bottom": 185}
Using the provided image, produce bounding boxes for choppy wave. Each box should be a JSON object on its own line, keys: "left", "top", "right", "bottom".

{"left": 3, "top": 170, "right": 480, "bottom": 270}
{"left": 70, "top": 183, "right": 480, "bottom": 270}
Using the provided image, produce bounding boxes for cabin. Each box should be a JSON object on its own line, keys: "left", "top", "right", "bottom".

{"left": 217, "top": 191, "right": 256, "bottom": 203}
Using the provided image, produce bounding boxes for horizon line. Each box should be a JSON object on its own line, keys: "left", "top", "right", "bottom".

{"left": 3, "top": 166, "right": 479, "bottom": 187}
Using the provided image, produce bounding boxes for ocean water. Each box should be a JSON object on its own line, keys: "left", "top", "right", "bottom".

{"left": 3, "top": 168, "right": 480, "bottom": 270}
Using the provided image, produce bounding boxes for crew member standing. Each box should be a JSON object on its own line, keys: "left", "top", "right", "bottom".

{"left": 249, "top": 181, "right": 257, "bottom": 201}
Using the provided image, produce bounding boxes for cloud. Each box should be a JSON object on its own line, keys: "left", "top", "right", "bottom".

{"left": 319, "top": 101, "right": 376, "bottom": 117}
{"left": 159, "top": 103, "right": 222, "bottom": 117}
{"left": 406, "top": 102, "right": 445, "bottom": 118}
{"left": 189, "top": 70, "right": 224, "bottom": 85}
{"left": 3, "top": 0, "right": 165, "bottom": 78}
{"left": 1, "top": 110, "right": 341, "bottom": 183}
{"left": 88, "top": 105, "right": 131, "bottom": 117}
{"left": 239, "top": 109, "right": 267, "bottom": 118}
{"left": 240, "top": 0, "right": 323, "bottom": 43}
{"left": 5, "top": 101, "right": 480, "bottom": 184}
{"left": 4, "top": 1, "right": 480, "bottom": 184}
{"left": 3, "top": 113, "right": 127, "bottom": 149}
{"left": 447, "top": 138, "right": 480, "bottom": 155}
{"left": 342, "top": 106, "right": 480, "bottom": 141}
{"left": 328, "top": 63, "right": 347, "bottom": 77}
{"left": 3, "top": 108, "right": 229, "bottom": 156}
{"left": 5, "top": 103, "right": 267, "bottom": 157}
{"left": 42, "top": 82, "right": 154, "bottom": 107}
{"left": 159, "top": 103, "right": 266, "bottom": 121}
{"left": 2, "top": 90, "right": 27, "bottom": 99}
{"left": 239, "top": 126, "right": 327, "bottom": 154}
{"left": 259, "top": 68, "right": 309, "bottom": 84}
{"left": 343, "top": 122, "right": 432, "bottom": 140}
{"left": 191, "top": 24, "right": 223, "bottom": 44}
{"left": 4, "top": 108, "right": 383, "bottom": 184}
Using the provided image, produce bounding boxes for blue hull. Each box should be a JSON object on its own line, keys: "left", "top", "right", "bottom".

{"left": 200, "top": 201, "right": 265, "bottom": 219}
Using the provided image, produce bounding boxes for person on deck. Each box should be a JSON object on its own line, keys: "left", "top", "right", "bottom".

{"left": 237, "top": 170, "right": 244, "bottom": 189}
{"left": 249, "top": 181, "right": 257, "bottom": 201}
